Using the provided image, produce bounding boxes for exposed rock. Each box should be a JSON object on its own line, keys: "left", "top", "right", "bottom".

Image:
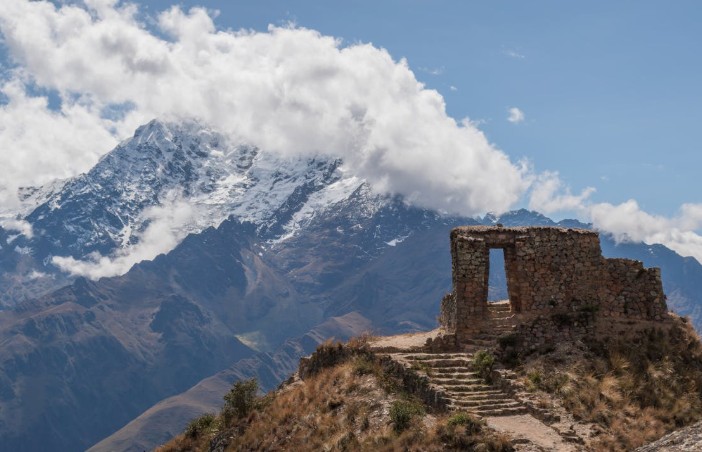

{"left": 636, "top": 421, "right": 702, "bottom": 451}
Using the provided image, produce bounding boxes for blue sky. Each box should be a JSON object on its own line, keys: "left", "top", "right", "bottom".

{"left": 134, "top": 0, "right": 702, "bottom": 217}
{"left": 1, "top": 0, "right": 702, "bottom": 261}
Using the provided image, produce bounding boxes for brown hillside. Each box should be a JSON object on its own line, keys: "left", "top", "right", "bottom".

{"left": 158, "top": 340, "right": 515, "bottom": 451}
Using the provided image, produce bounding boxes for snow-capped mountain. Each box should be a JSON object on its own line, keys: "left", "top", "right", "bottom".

{"left": 19, "top": 119, "right": 361, "bottom": 261}
{"left": 0, "top": 120, "right": 400, "bottom": 303}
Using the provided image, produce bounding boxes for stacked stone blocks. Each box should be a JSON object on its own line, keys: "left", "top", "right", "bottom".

{"left": 442, "top": 226, "right": 668, "bottom": 343}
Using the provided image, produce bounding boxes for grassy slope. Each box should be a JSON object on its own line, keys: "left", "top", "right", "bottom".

{"left": 158, "top": 343, "right": 513, "bottom": 452}
{"left": 509, "top": 315, "right": 702, "bottom": 451}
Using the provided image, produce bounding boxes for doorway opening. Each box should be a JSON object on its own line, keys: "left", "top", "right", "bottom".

{"left": 487, "top": 248, "right": 509, "bottom": 303}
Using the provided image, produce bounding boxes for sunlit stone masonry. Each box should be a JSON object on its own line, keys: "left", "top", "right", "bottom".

{"left": 439, "top": 226, "right": 668, "bottom": 344}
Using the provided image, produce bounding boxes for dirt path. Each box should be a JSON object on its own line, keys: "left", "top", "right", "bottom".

{"left": 486, "top": 414, "right": 579, "bottom": 451}
{"left": 368, "top": 329, "right": 439, "bottom": 350}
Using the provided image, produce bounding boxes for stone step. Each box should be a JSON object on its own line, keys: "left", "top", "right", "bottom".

{"left": 428, "top": 373, "right": 479, "bottom": 379}
{"left": 433, "top": 383, "right": 496, "bottom": 392}
{"left": 430, "top": 367, "right": 477, "bottom": 375}
{"left": 488, "top": 313, "right": 513, "bottom": 318}
{"left": 432, "top": 377, "right": 485, "bottom": 385}
{"left": 446, "top": 404, "right": 526, "bottom": 416}
{"left": 445, "top": 392, "right": 513, "bottom": 402}
{"left": 408, "top": 359, "right": 473, "bottom": 368}
{"left": 448, "top": 398, "right": 519, "bottom": 409}
{"left": 431, "top": 373, "right": 480, "bottom": 381}
{"left": 439, "top": 385, "right": 495, "bottom": 395}
{"left": 440, "top": 388, "right": 504, "bottom": 395}
{"left": 401, "top": 353, "right": 473, "bottom": 360}
{"left": 450, "top": 399, "right": 522, "bottom": 410}
{"left": 472, "top": 406, "right": 529, "bottom": 417}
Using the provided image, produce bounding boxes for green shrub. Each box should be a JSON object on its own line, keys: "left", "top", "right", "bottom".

{"left": 389, "top": 399, "right": 424, "bottom": 432}
{"left": 222, "top": 378, "right": 259, "bottom": 423}
{"left": 447, "top": 412, "right": 483, "bottom": 434}
{"left": 527, "top": 370, "right": 542, "bottom": 389}
{"left": 472, "top": 350, "right": 495, "bottom": 383}
{"left": 184, "top": 413, "right": 218, "bottom": 438}
{"left": 352, "top": 355, "right": 376, "bottom": 376}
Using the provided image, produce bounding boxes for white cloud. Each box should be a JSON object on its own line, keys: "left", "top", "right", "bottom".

{"left": 1, "top": 1, "right": 701, "bottom": 268}
{"left": 589, "top": 200, "right": 702, "bottom": 263}
{"left": 0, "top": 80, "right": 120, "bottom": 210}
{"left": 0, "top": 0, "right": 530, "bottom": 218}
{"left": 528, "top": 174, "right": 702, "bottom": 263}
{"left": 419, "top": 66, "right": 445, "bottom": 76}
{"left": 0, "top": 217, "right": 33, "bottom": 238}
{"left": 52, "top": 192, "right": 196, "bottom": 278}
{"left": 503, "top": 49, "right": 526, "bottom": 60}
{"left": 507, "top": 107, "right": 525, "bottom": 124}
{"left": 528, "top": 172, "right": 595, "bottom": 214}
{"left": 449, "top": 85, "right": 458, "bottom": 91}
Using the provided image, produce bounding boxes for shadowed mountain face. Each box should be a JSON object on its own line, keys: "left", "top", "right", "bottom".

{"left": 1, "top": 121, "right": 702, "bottom": 451}
{"left": 0, "top": 221, "right": 261, "bottom": 452}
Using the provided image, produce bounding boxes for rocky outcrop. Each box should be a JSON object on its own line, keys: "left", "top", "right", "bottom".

{"left": 636, "top": 420, "right": 702, "bottom": 451}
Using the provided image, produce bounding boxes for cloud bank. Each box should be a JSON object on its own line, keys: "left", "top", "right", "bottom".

{"left": 589, "top": 200, "right": 702, "bottom": 263}
{"left": 0, "top": 0, "right": 700, "bottom": 273}
{"left": 0, "top": 0, "right": 528, "bottom": 216}
{"left": 52, "top": 193, "right": 196, "bottom": 279}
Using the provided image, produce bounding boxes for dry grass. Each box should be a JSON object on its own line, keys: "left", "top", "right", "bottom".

{"left": 518, "top": 318, "right": 702, "bottom": 451}
{"left": 159, "top": 342, "right": 514, "bottom": 451}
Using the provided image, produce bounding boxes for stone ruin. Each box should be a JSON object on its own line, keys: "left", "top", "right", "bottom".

{"left": 438, "top": 226, "right": 668, "bottom": 346}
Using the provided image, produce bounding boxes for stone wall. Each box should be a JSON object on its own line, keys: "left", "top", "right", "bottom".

{"left": 441, "top": 226, "right": 668, "bottom": 342}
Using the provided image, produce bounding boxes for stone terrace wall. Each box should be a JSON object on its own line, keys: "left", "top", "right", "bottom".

{"left": 443, "top": 226, "right": 667, "bottom": 342}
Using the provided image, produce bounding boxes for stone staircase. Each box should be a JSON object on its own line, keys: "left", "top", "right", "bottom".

{"left": 463, "top": 300, "right": 517, "bottom": 349}
{"left": 386, "top": 302, "right": 529, "bottom": 416}
{"left": 392, "top": 351, "right": 528, "bottom": 416}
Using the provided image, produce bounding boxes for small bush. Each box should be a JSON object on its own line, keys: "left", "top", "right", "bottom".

{"left": 473, "top": 350, "right": 496, "bottom": 383}
{"left": 222, "top": 378, "right": 259, "bottom": 423}
{"left": 184, "top": 413, "right": 218, "bottom": 438}
{"left": 447, "top": 412, "right": 483, "bottom": 434}
{"left": 352, "top": 356, "right": 376, "bottom": 376}
{"left": 410, "top": 360, "right": 433, "bottom": 376}
{"left": 526, "top": 370, "right": 542, "bottom": 390}
{"left": 437, "top": 415, "right": 512, "bottom": 451}
{"left": 389, "top": 399, "right": 424, "bottom": 432}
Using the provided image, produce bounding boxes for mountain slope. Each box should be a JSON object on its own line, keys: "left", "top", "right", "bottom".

{"left": 1, "top": 121, "right": 702, "bottom": 451}
{"left": 0, "top": 221, "right": 263, "bottom": 451}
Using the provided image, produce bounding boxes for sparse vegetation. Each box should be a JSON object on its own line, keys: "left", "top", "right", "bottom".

{"left": 184, "top": 413, "right": 219, "bottom": 439}
{"left": 473, "top": 349, "right": 496, "bottom": 383}
{"left": 437, "top": 412, "right": 513, "bottom": 451}
{"left": 517, "top": 318, "right": 702, "bottom": 451}
{"left": 158, "top": 340, "right": 514, "bottom": 451}
{"left": 222, "top": 378, "right": 259, "bottom": 423}
{"left": 389, "top": 399, "right": 424, "bottom": 432}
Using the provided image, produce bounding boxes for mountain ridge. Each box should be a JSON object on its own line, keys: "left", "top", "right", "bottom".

{"left": 0, "top": 120, "right": 701, "bottom": 451}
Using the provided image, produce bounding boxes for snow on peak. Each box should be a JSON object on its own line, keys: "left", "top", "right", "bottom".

{"left": 20, "top": 119, "right": 377, "bottom": 278}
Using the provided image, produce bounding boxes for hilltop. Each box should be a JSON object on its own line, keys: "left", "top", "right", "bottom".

{"left": 161, "top": 226, "right": 702, "bottom": 451}
{"left": 161, "top": 310, "right": 702, "bottom": 451}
